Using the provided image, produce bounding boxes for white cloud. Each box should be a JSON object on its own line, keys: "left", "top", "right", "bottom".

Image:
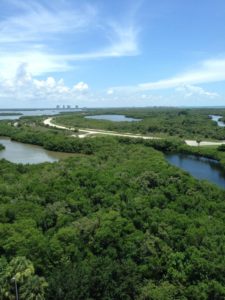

{"left": 0, "top": 63, "right": 89, "bottom": 107}
{"left": 175, "top": 84, "right": 218, "bottom": 98}
{"left": 73, "top": 82, "right": 89, "bottom": 92}
{"left": 0, "top": 1, "right": 140, "bottom": 78}
{"left": 104, "top": 22, "right": 139, "bottom": 57}
{"left": 0, "top": 1, "right": 96, "bottom": 43}
{"left": 15, "top": 62, "right": 32, "bottom": 84}
{"left": 109, "top": 57, "right": 225, "bottom": 95}
{"left": 0, "top": 51, "right": 72, "bottom": 78}
{"left": 137, "top": 58, "right": 225, "bottom": 90}
{"left": 0, "top": 63, "right": 160, "bottom": 107}
{"left": 107, "top": 89, "right": 114, "bottom": 95}
{"left": 0, "top": 63, "right": 221, "bottom": 108}
{"left": 108, "top": 57, "right": 223, "bottom": 105}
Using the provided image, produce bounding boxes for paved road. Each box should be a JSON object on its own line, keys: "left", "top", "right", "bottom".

{"left": 43, "top": 117, "right": 225, "bottom": 147}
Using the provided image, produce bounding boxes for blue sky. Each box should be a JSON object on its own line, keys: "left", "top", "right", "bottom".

{"left": 0, "top": 0, "right": 225, "bottom": 107}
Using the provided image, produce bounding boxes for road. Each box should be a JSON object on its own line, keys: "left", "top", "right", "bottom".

{"left": 43, "top": 117, "right": 160, "bottom": 140}
{"left": 43, "top": 117, "right": 225, "bottom": 147}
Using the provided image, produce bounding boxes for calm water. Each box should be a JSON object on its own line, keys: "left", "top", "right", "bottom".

{"left": 85, "top": 114, "right": 141, "bottom": 122}
{"left": 0, "top": 137, "right": 74, "bottom": 164}
{"left": 166, "top": 153, "right": 225, "bottom": 188}
{"left": 209, "top": 115, "right": 225, "bottom": 127}
{"left": 0, "top": 109, "right": 80, "bottom": 120}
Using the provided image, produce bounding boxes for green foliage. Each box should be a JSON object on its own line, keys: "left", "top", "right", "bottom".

{"left": 54, "top": 107, "right": 225, "bottom": 140}
{"left": 218, "top": 144, "right": 225, "bottom": 151}
{"left": 139, "top": 281, "right": 179, "bottom": 300}
{"left": 0, "top": 117, "right": 225, "bottom": 299}
{"left": 0, "top": 256, "right": 47, "bottom": 300}
{"left": 0, "top": 122, "right": 94, "bottom": 154}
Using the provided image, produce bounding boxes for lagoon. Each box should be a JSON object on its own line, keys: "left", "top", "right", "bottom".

{"left": 85, "top": 114, "right": 141, "bottom": 122}
{"left": 0, "top": 137, "right": 74, "bottom": 164}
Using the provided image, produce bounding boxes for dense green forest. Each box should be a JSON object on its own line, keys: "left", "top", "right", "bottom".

{"left": 0, "top": 126, "right": 225, "bottom": 298}
{"left": 0, "top": 109, "right": 225, "bottom": 299}
{"left": 54, "top": 108, "right": 225, "bottom": 140}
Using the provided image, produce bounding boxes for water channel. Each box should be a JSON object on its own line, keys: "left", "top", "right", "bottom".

{"left": 209, "top": 115, "right": 225, "bottom": 127}
{"left": 166, "top": 153, "right": 225, "bottom": 188}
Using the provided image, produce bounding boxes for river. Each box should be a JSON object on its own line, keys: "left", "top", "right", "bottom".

{"left": 166, "top": 153, "right": 225, "bottom": 189}
{"left": 209, "top": 115, "right": 225, "bottom": 127}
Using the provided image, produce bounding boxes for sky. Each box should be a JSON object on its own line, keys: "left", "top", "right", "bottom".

{"left": 0, "top": 0, "right": 225, "bottom": 108}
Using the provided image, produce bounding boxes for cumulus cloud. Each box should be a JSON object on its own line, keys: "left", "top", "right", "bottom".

{"left": 0, "top": 61, "right": 222, "bottom": 108}
{"left": 15, "top": 62, "right": 32, "bottom": 83}
{"left": 0, "top": 63, "right": 162, "bottom": 107}
{"left": 73, "top": 82, "right": 89, "bottom": 92}
{"left": 0, "top": 63, "right": 89, "bottom": 107}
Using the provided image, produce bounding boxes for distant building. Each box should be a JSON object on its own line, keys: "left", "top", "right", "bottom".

{"left": 56, "top": 105, "right": 60, "bottom": 109}
{"left": 67, "top": 105, "right": 71, "bottom": 109}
